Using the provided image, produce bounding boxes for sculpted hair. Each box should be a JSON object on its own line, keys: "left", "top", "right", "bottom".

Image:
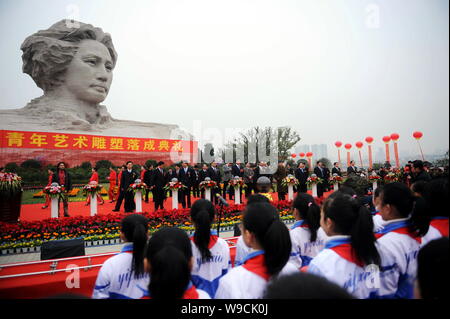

{"left": 243, "top": 203, "right": 292, "bottom": 276}
{"left": 190, "top": 199, "right": 215, "bottom": 262}
{"left": 146, "top": 228, "right": 192, "bottom": 299}
{"left": 21, "top": 20, "right": 117, "bottom": 91}
{"left": 120, "top": 214, "right": 149, "bottom": 278}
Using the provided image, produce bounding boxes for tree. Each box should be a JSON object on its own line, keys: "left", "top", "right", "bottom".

{"left": 434, "top": 150, "right": 449, "bottom": 167}
{"left": 318, "top": 157, "right": 332, "bottom": 169}
{"left": 223, "top": 126, "right": 301, "bottom": 163}
{"left": 145, "top": 159, "right": 158, "bottom": 168}
{"left": 80, "top": 161, "right": 92, "bottom": 170}
{"left": 95, "top": 160, "right": 113, "bottom": 169}
{"left": 20, "top": 159, "right": 42, "bottom": 170}
{"left": 5, "top": 162, "right": 19, "bottom": 173}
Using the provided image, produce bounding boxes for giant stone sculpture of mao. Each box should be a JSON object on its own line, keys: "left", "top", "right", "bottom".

{"left": 0, "top": 20, "right": 189, "bottom": 140}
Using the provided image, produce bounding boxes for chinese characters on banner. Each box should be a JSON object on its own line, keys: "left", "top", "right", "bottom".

{"left": 0, "top": 130, "right": 194, "bottom": 154}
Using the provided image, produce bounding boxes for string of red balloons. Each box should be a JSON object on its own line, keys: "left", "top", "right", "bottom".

{"left": 290, "top": 131, "right": 425, "bottom": 168}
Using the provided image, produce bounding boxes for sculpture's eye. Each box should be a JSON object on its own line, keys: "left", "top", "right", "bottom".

{"left": 105, "top": 64, "right": 113, "bottom": 72}
{"left": 85, "top": 59, "right": 96, "bottom": 66}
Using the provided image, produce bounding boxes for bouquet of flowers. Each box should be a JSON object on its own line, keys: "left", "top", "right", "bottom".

{"left": 281, "top": 175, "right": 300, "bottom": 187}
{"left": 306, "top": 174, "right": 323, "bottom": 187}
{"left": 228, "top": 177, "right": 246, "bottom": 189}
{"left": 368, "top": 174, "right": 381, "bottom": 182}
{"left": 0, "top": 172, "right": 22, "bottom": 195}
{"left": 128, "top": 179, "right": 147, "bottom": 193}
{"left": 329, "top": 174, "right": 344, "bottom": 184}
{"left": 83, "top": 181, "right": 102, "bottom": 195}
{"left": 43, "top": 184, "right": 66, "bottom": 200}
{"left": 384, "top": 172, "right": 400, "bottom": 183}
{"left": 164, "top": 180, "right": 187, "bottom": 191}
{"left": 199, "top": 179, "right": 218, "bottom": 190}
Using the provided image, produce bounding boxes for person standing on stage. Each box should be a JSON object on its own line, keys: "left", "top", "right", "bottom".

{"left": 273, "top": 162, "right": 288, "bottom": 201}
{"left": 107, "top": 166, "right": 117, "bottom": 203}
{"left": 347, "top": 161, "right": 358, "bottom": 176}
{"left": 295, "top": 162, "right": 308, "bottom": 193}
{"left": 179, "top": 161, "right": 195, "bottom": 208}
{"left": 143, "top": 164, "right": 154, "bottom": 203}
{"left": 192, "top": 165, "right": 201, "bottom": 198}
{"left": 199, "top": 164, "right": 209, "bottom": 199}
{"left": 51, "top": 162, "right": 72, "bottom": 217}
{"left": 42, "top": 168, "right": 55, "bottom": 209}
{"left": 243, "top": 163, "right": 255, "bottom": 199}
{"left": 313, "top": 161, "right": 325, "bottom": 198}
{"left": 152, "top": 161, "right": 168, "bottom": 211}
{"left": 222, "top": 163, "right": 233, "bottom": 200}
{"left": 112, "top": 165, "right": 125, "bottom": 212}
{"left": 207, "top": 161, "right": 222, "bottom": 205}
{"left": 332, "top": 162, "right": 342, "bottom": 176}
{"left": 86, "top": 167, "right": 105, "bottom": 206}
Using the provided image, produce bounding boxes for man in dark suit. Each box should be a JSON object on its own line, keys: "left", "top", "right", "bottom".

{"left": 313, "top": 161, "right": 326, "bottom": 198}
{"left": 232, "top": 161, "right": 243, "bottom": 178}
{"left": 179, "top": 162, "right": 195, "bottom": 208}
{"left": 332, "top": 162, "right": 342, "bottom": 176}
{"left": 143, "top": 165, "right": 154, "bottom": 203}
{"left": 347, "top": 161, "right": 358, "bottom": 176}
{"left": 295, "top": 162, "right": 308, "bottom": 193}
{"left": 411, "top": 160, "right": 432, "bottom": 183}
{"left": 207, "top": 161, "right": 222, "bottom": 204}
{"left": 199, "top": 164, "right": 209, "bottom": 199}
{"left": 116, "top": 161, "right": 139, "bottom": 213}
{"left": 151, "top": 161, "right": 168, "bottom": 211}
{"left": 52, "top": 161, "right": 72, "bottom": 217}
{"left": 192, "top": 165, "right": 201, "bottom": 198}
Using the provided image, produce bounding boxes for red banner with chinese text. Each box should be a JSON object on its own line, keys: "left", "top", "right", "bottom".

{"left": 0, "top": 130, "right": 196, "bottom": 154}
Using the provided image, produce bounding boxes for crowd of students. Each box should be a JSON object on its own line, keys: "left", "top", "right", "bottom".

{"left": 91, "top": 168, "right": 448, "bottom": 299}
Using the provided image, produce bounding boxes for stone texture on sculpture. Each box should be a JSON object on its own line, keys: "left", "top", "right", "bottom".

{"left": 0, "top": 20, "right": 190, "bottom": 140}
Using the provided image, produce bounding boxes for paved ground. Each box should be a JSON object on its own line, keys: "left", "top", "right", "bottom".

{"left": 0, "top": 230, "right": 236, "bottom": 265}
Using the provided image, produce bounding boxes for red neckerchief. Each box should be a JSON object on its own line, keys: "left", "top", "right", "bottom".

{"left": 242, "top": 252, "right": 270, "bottom": 281}
{"left": 190, "top": 234, "right": 219, "bottom": 249}
{"left": 431, "top": 218, "right": 449, "bottom": 237}
{"left": 329, "top": 243, "right": 364, "bottom": 268}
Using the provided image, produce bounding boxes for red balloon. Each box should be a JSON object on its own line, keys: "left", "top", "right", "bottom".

{"left": 390, "top": 133, "right": 400, "bottom": 141}
{"left": 344, "top": 143, "right": 352, "bottom": 150}
{"left": 365, "top": 136, "right": 374, "bottom": 144}
{"left": 355, "top": 141, "right": 363, "bottom": 148}
{"left": 291, "top": 153, "right": 297, "bottom": 158}
{"left": 299, "top": 152, "right": 305, "bottom": 157}
{"left": 413, "top": 131, "right": 423, "bottom": 139}
{"left": 306, "top": 152, "right": 313, "bottom": 157}
{"left": 335, "top": 141, "right": 342, "bottom": 148}
{"left": 382, "top": 136, "right": 391, "bottom": 143}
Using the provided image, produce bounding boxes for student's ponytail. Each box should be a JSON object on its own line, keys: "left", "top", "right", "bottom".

{"left": 243, "top": 203, "right": 292, "bottom": 276}
{"left": 120, "top": 214, "right": 149, "bottom": 278}
{"left": 190, "top": 199, "right": 215, "bottom": 262}
{"left": 380, "top": 182, "right": 430, "bottom": 237}
{"left": 293, "top": 193, "right": 321, "bottom": 241}
{"left": 323, "top": 194, "right": 380, "bottom": 266}
{"left": 146, "top": 227, "right": 193, "bottom": 299}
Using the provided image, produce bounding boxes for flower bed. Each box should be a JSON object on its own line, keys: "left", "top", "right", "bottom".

{"left": 0, "top": 201, "right": 293, "bottom": 252}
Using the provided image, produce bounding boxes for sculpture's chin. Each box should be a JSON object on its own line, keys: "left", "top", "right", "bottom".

{"left": 82, "top": 93, "right": 107, "bottom": 104}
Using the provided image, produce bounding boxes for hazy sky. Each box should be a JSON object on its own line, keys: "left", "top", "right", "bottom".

{"left": 0, "top": 0, "right": 448, "bottom": 160}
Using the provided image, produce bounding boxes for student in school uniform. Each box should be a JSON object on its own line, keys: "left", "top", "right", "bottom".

{"left": 289, "top": 193, "right": 327, "bottom": 270}
{"left": 372, "top": 186, "right": 386, "bottom": 232}
{"left": 421, "top": 178, "right": 448, "bottom": 246}
{"left": 374, "top": 182, "right": 430, "bottom": 299}
{"left": 92, "top": 214, "right": 150, "bottom": 299}
{"left": 234, "top": 194, "right": 271, "bottom": 267}
{"left": 307, "top": 192, "right": 382, "bottom": 299}
{"left": 140, "top": 227, "right": 210, "bottom": 299}
{"left": 189, "top": 199, "right": 231, "bottom": 298}
{"left": 215, "top": 203, "right": 297, "bottom": 299}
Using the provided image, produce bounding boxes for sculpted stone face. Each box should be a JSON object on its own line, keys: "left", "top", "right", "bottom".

{"left": 61, "top": 39, "right": 114, "bottom": 104}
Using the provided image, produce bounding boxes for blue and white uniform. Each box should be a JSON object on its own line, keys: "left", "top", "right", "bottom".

{"left": 372, "top": 210, "right": 385, "bottom": 232}
{"left": 375, "top": 218, "right": 422, "bottom": 299}
{"left": 138, "top": 281, "right": 210, "bottom": 299}
{"left": 215, "top": 250, "right": 298, "bottom": 299}
{"left": 92, "top": 243, "right": 150, "bottom": 299}
{"left": 190, "top": 230, "right": 231, "bottom": 298}
{"left": 421, "top": 217, "right": 449, "bottom": 247}
{"left": 289, "top": 220, "right": 327, "bottom": 269}
{"left": 308, "top": 236, "right": 381, "bottom": 299}
{"left": 234, "top": 235, "right": 251, "bottom": 267}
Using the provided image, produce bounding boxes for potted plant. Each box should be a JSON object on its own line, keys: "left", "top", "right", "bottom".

{"left": 0, "top": 172, "right": 23, "bottom": 223}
